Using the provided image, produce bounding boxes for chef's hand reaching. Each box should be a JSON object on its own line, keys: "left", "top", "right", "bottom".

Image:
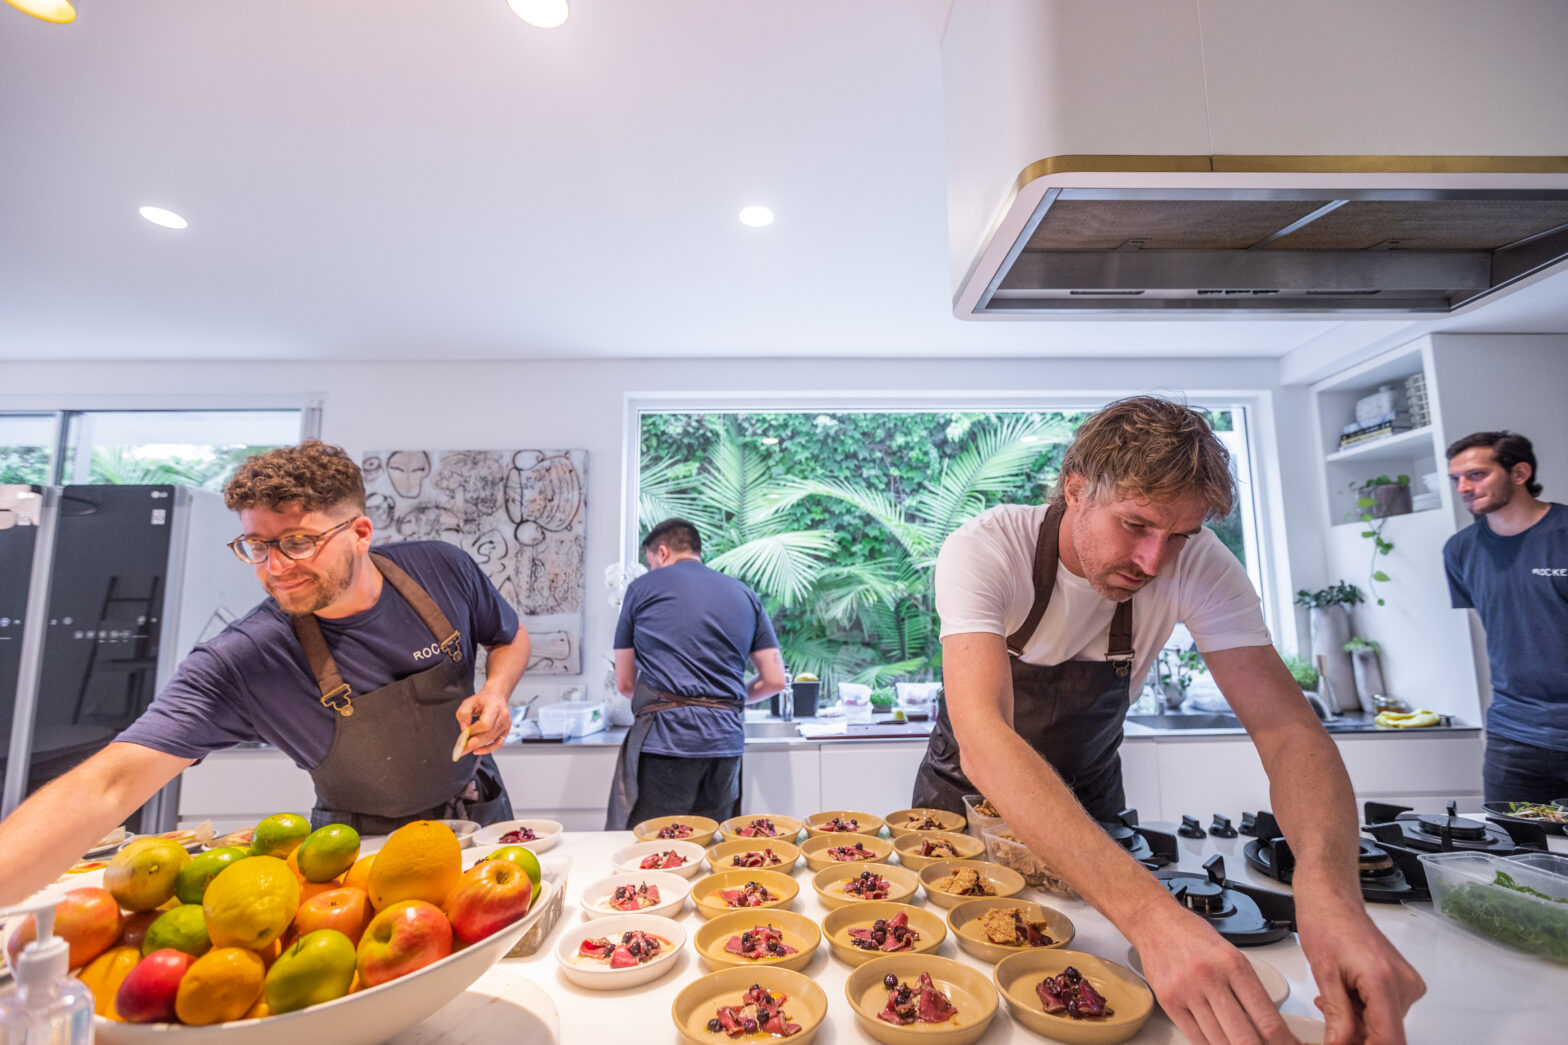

{"left": 1131, "top": 904, "right": 1298, "bottom": 1045}
{"left": 1296, "top": 893, "right": 1425, "bottom": 1045}
{"left": 454, "top": 686, "right": 512, "bottom": 758}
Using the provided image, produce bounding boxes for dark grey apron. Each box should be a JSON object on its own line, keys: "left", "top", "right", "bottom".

{"left": 605, "top": 678, "right": 743, "bottom": 829}
{"left": 292, "top": 552, "right": 513, "bottom": 834}
{"left": 912, "top": 504, "right": 1135, "bottom": 822}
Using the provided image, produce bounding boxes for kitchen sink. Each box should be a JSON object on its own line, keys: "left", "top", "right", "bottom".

{"left": 1124, "top": 712, "right": 1241, "bottom": 730}
{"left": 744, "top": 719, "right": 802, "bottom": 738}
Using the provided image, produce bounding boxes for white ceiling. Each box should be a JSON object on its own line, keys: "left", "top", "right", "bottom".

{"left": 1, "top": 0, "right": 1564, "bottom": 364}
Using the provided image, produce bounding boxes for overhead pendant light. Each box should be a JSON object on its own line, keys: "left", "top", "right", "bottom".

{"left": 507, "top": 0, "right": 568, "bottom": 29}
{"left": 139, "top": 206, "right": 189, "bottom": 230}
{"left": 3, "top": 0, "right": 76, "bottom": 23}
{"left": 738, "top": 206, "right": 775, "bottom": 228}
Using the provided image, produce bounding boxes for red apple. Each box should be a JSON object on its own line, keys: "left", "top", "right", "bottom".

{"left": 5, "top": 888, "right": 124, "bottom": 970}
{"left": 115, "top": 948, "right": 194, "bottom": 1023}
{"left": 355, "top": 900, "right": 452, "bottom": 987}
{"left": 443, "top": 859, "right": 532, "bottom": 945}
{"left": 293, "top": 886, "right": 373, "bottom": 947}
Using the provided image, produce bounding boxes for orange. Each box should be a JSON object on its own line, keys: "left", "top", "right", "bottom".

{"left": 343, "top": 854, "right": 375, "bottom": 894}
{"left": 174, "top": 947, "right": 266, "bottom": 1026}
{"left": 77, "top": 945, "right": 140, "bottom": 1020}
{"left": 366, "top": 820, "right": 461, "bottom": 910}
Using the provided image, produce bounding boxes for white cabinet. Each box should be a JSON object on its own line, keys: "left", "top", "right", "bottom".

{"left": 742, "top": 747, "right": 820, "bottom": 815}
{"left": 818, "top": 742, "right": 929, "bottom": 814}
{"left": 178, "top": 749, "right": 315, "bottom": 832}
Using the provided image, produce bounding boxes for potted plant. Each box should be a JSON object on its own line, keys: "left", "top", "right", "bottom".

{"left": 1343, "top": 636, "right": 1386, "bottom": 708}
{"left": 1349, "top": 475, "right": 1411, "bottom": 606}
{"left": 1281, "top": 653, "right": 1319, "bottom": 693}
{"left": 1155, "top": 647, "right": 1208, "bottom": 711}
{"left": 1294, "top": 583, "right": 1363, "bottom": 713}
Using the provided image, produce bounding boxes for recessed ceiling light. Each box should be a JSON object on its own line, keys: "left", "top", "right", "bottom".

{"left": 738, "top": 206, "right": 775, "bottom": 228}
{"left": 139, "top": 206, "right": 188, "bottom": 230}
{"left": 507, "top": 0, "right": 568, "bottom": 29}
{"left": 3, "top": 0, "right": 76, "bottom": 24}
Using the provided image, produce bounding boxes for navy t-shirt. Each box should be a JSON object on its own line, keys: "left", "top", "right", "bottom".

{"left": 1444, "top": 502, "right": 1568, "bottom": 751}
{"left": 613, "top": 559, "right": 778, "bottom": 758}
{"left": 116, "top": 541, "right": 519, "bottom": 770}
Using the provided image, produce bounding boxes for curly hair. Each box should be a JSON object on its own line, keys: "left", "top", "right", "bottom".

{"left": 1049, "top": 396, "right": 1234, "bottom": 521}
{"left": 224, "top": 440, "right": 367, "bottom": 514}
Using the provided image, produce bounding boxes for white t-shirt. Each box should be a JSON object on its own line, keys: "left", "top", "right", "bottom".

{"left": 935, "top": 504, "right": 1272, "bottom": 690}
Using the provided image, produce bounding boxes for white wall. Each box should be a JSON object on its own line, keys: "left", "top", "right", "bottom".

{"left": 5, "top": 354, "right": 1308, "bottom": 696}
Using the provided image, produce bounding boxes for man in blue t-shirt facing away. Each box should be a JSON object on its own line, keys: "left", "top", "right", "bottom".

{"left": 1444, "top": 430, "right": 1568, "bottom": 802}
{"left": 0, "top": 441, "right": 532, "bottom": 904}
{"left": 605, "top": 518, "right": 786, "bottom": 828}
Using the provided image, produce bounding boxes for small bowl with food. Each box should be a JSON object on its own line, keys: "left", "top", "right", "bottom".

{"left": 690, "top": 868, "right": 799, "bottom": 920}
{"left": 705, "top": 837, "right": 802, "bottom": 875}
{"left": 611, "top": 839, "right": 708, "bottom": 879}
{"left": 947, "top": 897, "right": 1075, "bottom": 963}
{"left": 799, "top": 832, "right": 893, "bottom": 872}
{"left": 1481, "top": 801, "right": 1568, "bottom": 835}
{"left": 671, "top": 965, "right": 828, "bottom": 1045}
{"left": 631, "top": 814, "right": 720, "bottom": 844}
{"left": 578, "top": 869, "right": 691, "bottom": 920}
{"left": 918, "top": 859, "right": 1025, "bottom": 909}
{"left": 821, "top": 901, "right": 947, "bottom": 966}
{"left": 981, "top": 824, "right": 1081, "bottom": 899}
{"left": 471, "top": 817, "right": 563, "bottom": 852}
{"left": 692, "top": 908, "right": 822, "bottom": 973}
{"left": 892, "top": 830, "right": 985, "bottom": 871}
{"left": 883, "top": 807, "right": 966, "bottom": 840}
{"left": 993, "top": 948, "right": 1153, "bottom": 1044}
{"left": 555, "top": 912, "right": 687, "bottom": 989}
{"left": 812, "top": 862, "right": 920, "bottom": 911}
{"left": 718, "top": 814, "right": 805, "bottom": 845}
{"left": 432, "top": 819, "right": 480, "bottom": 848}
{"left": 844, "top": 953, "right": 998, "bottom": 1045}
{"left": 803, "top": 809, "right": 885, "bottom": 839}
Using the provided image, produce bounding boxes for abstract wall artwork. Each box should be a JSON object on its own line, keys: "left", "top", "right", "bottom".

{"left": 361, "top": 449, "right": 587, "bottom": 674}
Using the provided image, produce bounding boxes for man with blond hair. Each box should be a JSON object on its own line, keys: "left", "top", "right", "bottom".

{"left": 0, "top": 441, "right": 530, "bottom": 904}
{"left": 914, "top": 396, "right": 1424, "bottom": 1045}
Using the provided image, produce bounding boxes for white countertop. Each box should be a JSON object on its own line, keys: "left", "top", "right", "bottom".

{"left": 485, "top": 825, "right": 1565, "bottom": 1044}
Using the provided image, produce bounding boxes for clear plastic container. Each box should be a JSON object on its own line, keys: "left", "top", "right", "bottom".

{"left": 961, "top": 793, "right": 1005, "bottom": 839}
{"left": 838, "top": 683, "right": 873, "bottom": 724}
{"left": 1419, "top": 850, "right": 1568, "bottom": 963}
{"left": 980, "top": 824, "right": 1082, "bottom": 900}
{"left": 536, "top": 701, "right": 607, "bottom": 738}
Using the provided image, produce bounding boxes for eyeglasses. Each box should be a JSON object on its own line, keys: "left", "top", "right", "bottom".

{"left": 228, "top": 518, "right": 357, "bottom": 564}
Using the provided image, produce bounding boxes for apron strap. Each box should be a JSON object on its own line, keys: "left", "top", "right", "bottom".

{"left": 1004, "top": 504, "right": 1136, "bottom": 675}
{"left": 637, "top": 691, "right": 742, "bottom": 716}
{"left": 290, "top": 552, "right": 464, "bottom": 717}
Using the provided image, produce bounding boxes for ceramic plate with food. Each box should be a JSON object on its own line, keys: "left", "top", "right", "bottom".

{"left": 844, "top": 953, "right": 998, "bottom": 1045}
{"left": 883, "top": 807, "right": 966, "bottom": 840}
{"left": 812, "top": 862, "right": 920, "bottom": 910}
{"left": 689, "top": 868, "right": 799, "bottom": 920}
{"left": 892, "top": 830, "right": 985, "bottom": 871}
{"left": 578, "top": 869, "right": 691, "bottom": 920}
{"left": 631, "top": 814, "right": 720, "bottom": 845}
{"left": 692, "top": 908, "right": 821, "bottom": 972}
{"left": 718, "top": 813, "right": 805, "bottom": 845}
{"left": 472, "top": 817, "right": 563, "bottom": 851}
{"left": 670, "top": 965, "right": 828, "bottom": 1045}
{"left": 918, "top": 859, "right": 1025, "bottom": 909}
{"left": 1481, "top": 801, "right": 1568, "bottom": 835}
{"left": 803, "top": 809, "right": 885, "bottom": 839}
{"left": 612, "top": 839, "right": 709, "bottom": 879}
{"left": 1125, "top": 945, "right": 1288, "bottom": 1007}
{"left": 947, "top": 897, "right": 1075, "bottom": 963}
{"left": 556, "top": 912, "right": 687, "bottom": 989}
{"left": 82, "top": 827, "right": 132, "bottom": 859}
{"left": 705, "top": 837, "right": 802, "bottom": 875}
{"left": 799, "top": 831, "right": 894, "bottom": 872}
{"left": 822, "top": 901, "right": 947, "bottom": 966}
{"left": 993, "top": 948, "right": 1153, "bottom": 1045}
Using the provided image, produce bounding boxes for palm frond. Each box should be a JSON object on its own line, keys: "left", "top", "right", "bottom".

{"left": 914, "top": 415, "right": 1072, "bottom": 542}
{"left": 709, "top": 530, "right": 837, "bottom": 607}
{"left": 636, "top": 457, "right": 720, "bottom": 534}
{"left": 781, "top": 478, "right": 924, "bottom": 560}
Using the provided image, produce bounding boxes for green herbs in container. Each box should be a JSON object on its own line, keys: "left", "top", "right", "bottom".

{"left": 1420, "top": 851, "right": 1568, "bottom": 963}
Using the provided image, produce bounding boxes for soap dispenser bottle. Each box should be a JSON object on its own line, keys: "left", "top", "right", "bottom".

{"left": 0, "top": 896, "right": 96, "bottom": 1044}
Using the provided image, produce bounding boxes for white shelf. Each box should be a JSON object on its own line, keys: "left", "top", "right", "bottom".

{"left": 1324, "top": 426, "right": 1434, "bottom": 464}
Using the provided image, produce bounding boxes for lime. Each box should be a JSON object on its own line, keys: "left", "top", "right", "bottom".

{"left": 485, "top": 845, "right": 542, "bottom": 893}
{"left": 203, "top": 855, "right": 301, "bottom": 950}
{"left": 175, "top": 847, "right": 249, "bottom": 905}
{"left": 143, "top": 903, "right": 212, "bottom": 957}
{"left": 295, "top": 824, "right": 361, "bottom": 883}
{"left": 250, "top": 813, "right": 311, "bottom": 858}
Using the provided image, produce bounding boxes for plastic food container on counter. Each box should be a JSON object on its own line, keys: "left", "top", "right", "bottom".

{"left": 1419, "top": 850, "right": 1568, "bottom": 963}
{"left": 980, "top": 824, "right": 1082, "bottom": 901}
{"left": 961, "top": 793, "right": 1005, "bottom": 839}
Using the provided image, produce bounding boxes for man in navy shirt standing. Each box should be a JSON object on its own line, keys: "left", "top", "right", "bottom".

{"left": 1444, "top": 430, "right": 1568, "bottom": 801}
{"left": 606, "top": 519, "right": 786, "bottom": 828}
{"left": 0, "top": 441, "right": 531, "bottom": 904}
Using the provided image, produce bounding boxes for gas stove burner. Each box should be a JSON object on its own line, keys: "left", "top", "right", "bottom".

{"left": 1241, "top": 811, "right": 1428, "bottom": 902}
{"left": 1156, "top": 854, "right": 1295, "bottom": 946}
{"left": 1363, "top": 800, "right": 1521, "bottom": 854}
{"left": 1096, "top": 809, "right": 1178, "bottom": 869}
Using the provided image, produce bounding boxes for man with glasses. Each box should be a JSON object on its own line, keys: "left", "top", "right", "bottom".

{"left": 0, "top": 441, "right": 530, "bottom": 903}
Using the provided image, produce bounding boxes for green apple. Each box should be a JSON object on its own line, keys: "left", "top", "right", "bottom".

{"left": 263, "top": 929, "right": 357, "bottom": 1013}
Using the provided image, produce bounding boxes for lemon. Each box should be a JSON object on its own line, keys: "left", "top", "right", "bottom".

{"left": 485, "top": 845, "right": 542, "bottom": 893}
{"left": 104, "top": 837, "right": 190, "bottom": 912}
{"left": 176, "top": 847, "right": 249, "bottom": 905}
{"left": 250, "top": 813, "right": 311, "bottom": 858}
{"left": 142, "top": 903, "right": 212, "bottom": 957}
{"left": 296, "top": 824, "right": 361, "bottom": 883}
{"left": 175, "top": 947, "right": 266, "bottom": 1026}
{"left": 366, "top": 820, "right": 461, "bottom": 910}
{"left": 203, "top": 855, "right": 301, "bottom": 950}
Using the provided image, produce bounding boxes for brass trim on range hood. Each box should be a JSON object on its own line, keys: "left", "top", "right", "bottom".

{"left": 962, "top": 155, "right": 1568, "bottom": 318}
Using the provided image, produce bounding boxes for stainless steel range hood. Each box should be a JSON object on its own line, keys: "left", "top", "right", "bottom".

{"left": 970, "top": 159, "right": 1568, "bottom": 315}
